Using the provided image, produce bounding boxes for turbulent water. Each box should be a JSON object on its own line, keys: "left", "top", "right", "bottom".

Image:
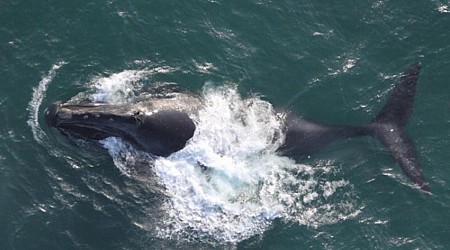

{"left": 33, "top": 68, "right": 360, "bottom": 245}
{"left": 2, "top": 0, "right": 450, "bottom": 249}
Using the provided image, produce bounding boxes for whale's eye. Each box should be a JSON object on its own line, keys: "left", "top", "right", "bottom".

{"left": 132, "top": 111, "right": 143, "bottom": 125}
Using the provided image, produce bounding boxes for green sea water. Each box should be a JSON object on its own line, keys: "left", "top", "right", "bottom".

{"left": 1, "top": 0, "right": 450, "bottom": 249}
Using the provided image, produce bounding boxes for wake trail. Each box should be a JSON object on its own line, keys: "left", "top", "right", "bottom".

{"left": 27, "top": 62, "right": 66, "bottom": 144}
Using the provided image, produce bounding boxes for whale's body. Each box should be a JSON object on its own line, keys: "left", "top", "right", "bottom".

{"left": 45, "top": 63, "right": 428, "bottom": 191}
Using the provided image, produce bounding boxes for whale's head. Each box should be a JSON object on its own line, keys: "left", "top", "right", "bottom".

{"left": 44, "top": 97, "right": 198, "bottom": 156}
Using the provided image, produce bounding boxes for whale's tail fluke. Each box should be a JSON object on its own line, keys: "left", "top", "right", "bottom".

{"left": 280, "top": 62, "right": 428, "bottom": 192}
{"left": 372, "top": 62, "right": 421, "bottom": 127}
{"left": 367, "top": 62, "right": 429, "bottom": 192}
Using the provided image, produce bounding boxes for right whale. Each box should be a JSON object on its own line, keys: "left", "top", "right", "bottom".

{"left": 45, "top": 63, "right": 428, "bottom": 192}
{"left": 279, "top": 62, "right": 429, "bottom": 192}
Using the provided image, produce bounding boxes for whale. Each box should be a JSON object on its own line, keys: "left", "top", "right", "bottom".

{"left": 44, "top": 62, "right": 429, "bottom": 192}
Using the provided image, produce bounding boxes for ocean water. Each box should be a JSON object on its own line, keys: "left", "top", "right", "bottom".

{"left": 1, "top": 0, "right": 450, "bottom": 249}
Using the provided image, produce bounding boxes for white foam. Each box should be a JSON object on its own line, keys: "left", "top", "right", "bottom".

{"left": 149, "top": 85, "right": 359, "bottom": 243}
{"left": 100, "top": 137, "right": 143, "bottom": 177}
{"left": 193, "top": 61, "right": 216, "bottom": 73}
{"left": 87, "top": 66, "right": 179, "bottom": 104}
{"left": 343, "top": 58, "right": 357, "bottom": 72}
{"left": 90, "top": 70, "right": 149, "bottom": 104}
{"left": 438, "top": 5, "right": 449, "bottom": 13}
{"left": 27, "top": 62, "right": 66, "bottom": 143}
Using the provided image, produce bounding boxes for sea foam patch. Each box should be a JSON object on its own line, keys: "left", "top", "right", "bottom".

{"left": 90, "top": 70, "right": 149, "bottom": 104}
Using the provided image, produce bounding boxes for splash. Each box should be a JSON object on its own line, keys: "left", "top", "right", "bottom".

{"left": 438, "top": 4, "right": 449, "bottom": 13}
{"left": 96, "top": 83, "right": 359, "bottom": 244}
{"left": 149, "top": 85, "right": 358, "bottom": 244}
{"left": 89, "top": 70, "right": 149, "bottom": 104}
{"left": 66, "top": 66, "right": 178, "bottom": 105}
{"left": 27, "top": 62, "right": 66, "bottom": 143}
{"left": 29, "top": 65, "right": 360, "bottom": 244}
{"left": 75, "top": 70, "right": 360, "bottom": 244}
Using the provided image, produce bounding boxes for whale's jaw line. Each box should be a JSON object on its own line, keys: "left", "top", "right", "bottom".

{"left": 45, "top": 102, "right": 196, "bottom": 156}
